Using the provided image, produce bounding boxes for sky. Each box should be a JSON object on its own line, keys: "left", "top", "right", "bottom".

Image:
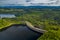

{"left": 0, "top": 0, "right": 60, "bottom": 6}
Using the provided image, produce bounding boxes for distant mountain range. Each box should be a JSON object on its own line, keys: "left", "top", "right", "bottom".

{"left": 0, "top": 6, "right": 60, "bottom": 9}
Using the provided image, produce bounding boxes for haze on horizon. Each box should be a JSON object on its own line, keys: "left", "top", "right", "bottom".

{"left": 0, "top": 0, "right": 60, "bottom": 6}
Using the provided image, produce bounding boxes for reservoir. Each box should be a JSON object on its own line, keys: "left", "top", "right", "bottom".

{"left": 0, "top": 14, "right": 15, "bottom": 18}
{"left": 0, "top": 25, "right": 42, "bottom": 40}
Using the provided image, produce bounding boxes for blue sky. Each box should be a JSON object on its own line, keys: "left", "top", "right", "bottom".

{"left": 0, "top": 0, "right": 60, "bottom": 6}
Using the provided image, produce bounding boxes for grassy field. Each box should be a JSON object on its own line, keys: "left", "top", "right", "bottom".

{"left": 0, "top": 8, "right": 60, "bottom": 40}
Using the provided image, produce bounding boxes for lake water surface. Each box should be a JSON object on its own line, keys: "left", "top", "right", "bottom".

{"left": 0, "top": 14, "right": 15, "bottom": 18}
{"left": 0, "top": 25, "right": 42, "bottom": 40}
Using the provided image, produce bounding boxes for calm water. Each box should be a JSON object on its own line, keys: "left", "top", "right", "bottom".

{"left": 0, "top": 25, "right": 42, "bottom": 40}
{"left": 0, "top": 14, "right": 15, "bottom": 18}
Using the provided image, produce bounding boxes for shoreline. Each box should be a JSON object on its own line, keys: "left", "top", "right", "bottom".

{"left": 0, "top": 23, "right": 25, "bottom": 31}
{"left": 0, "top": 21, "right": 47, "bottom": 34}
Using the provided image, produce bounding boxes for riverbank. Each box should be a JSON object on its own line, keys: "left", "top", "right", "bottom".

{"left": 0, "top": 18, "right": 23, "bottom": 30}
{"left": 0, "top": 23, "right": 21, "bottom": 31}
{"left": 0, "top": 23, "right": 26, "bottom": 31}
{"left": 0, "top": 21, "right": 22, "bottom": 31}
{"left": 0, "top": 23, "right": 13, "bottom": 31}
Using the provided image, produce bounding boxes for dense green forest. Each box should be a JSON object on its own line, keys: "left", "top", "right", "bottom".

{"left": 0, "top": 8, "right": 60, "bottom": 40}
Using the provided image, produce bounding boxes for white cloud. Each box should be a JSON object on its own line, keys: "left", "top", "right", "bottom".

{"left": 29, "top": 0, "right": 49, "bottom": 3}
{"left": 0, "top": 0, "right": 60, "bottom": 6}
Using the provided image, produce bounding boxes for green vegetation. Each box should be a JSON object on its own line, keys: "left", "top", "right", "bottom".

{"left": 0, "top": 8, "right": 60, "bottom": 40}
{"left": 0, "top": 18, "right": 23, "bottom": 29}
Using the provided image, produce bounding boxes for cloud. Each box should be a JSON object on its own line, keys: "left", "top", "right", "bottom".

{"left": 28, "top": 0, "right": 60, "bottom": 6}
{"left": 0, "top": 0, "right": 60, "bottom": 6}
{"left": 29, "top": 0, "right": 49, "bottom": 3}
